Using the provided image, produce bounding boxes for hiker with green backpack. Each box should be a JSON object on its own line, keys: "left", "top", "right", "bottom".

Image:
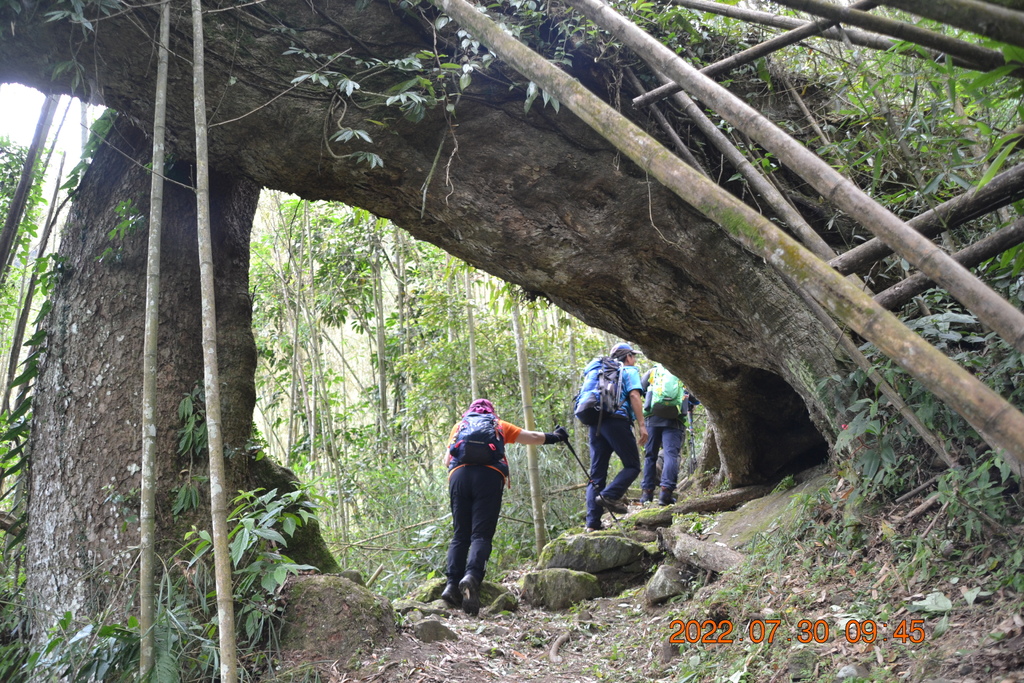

{"left": 639, "top": 362, "right": 689, "bottom": 506}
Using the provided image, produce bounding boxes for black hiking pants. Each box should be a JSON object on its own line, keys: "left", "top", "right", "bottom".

{"left": 446, "top": 464, "right": 505, "bottom": 586}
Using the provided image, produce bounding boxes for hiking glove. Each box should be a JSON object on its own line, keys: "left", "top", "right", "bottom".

{"left": 544, "top": 426, "right": 570, "bottom": 444}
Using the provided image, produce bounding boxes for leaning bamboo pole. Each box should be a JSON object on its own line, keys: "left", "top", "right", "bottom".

{"left": 773, "top": 0, "right": 1006, "bottom": 71}
{"left": 830, "top": 162, "right": 1024, "bottom": 276}
{"left": 569, "top": 0, "right": 1024, "bottom": 357}
{"left": 430, "top": 0, "right": 1024, "bottom": 473}
{"left": 635, "top": 0, "right": 885, "bottom": 109}
{"left": 881, "top": 0, "right": 1024, "bottom": 50}
{"left": 638, "top": 67, "right": 955, "bottom": 468}
{"left": 875, "top": 217, "right": 1024, "bottom": 310}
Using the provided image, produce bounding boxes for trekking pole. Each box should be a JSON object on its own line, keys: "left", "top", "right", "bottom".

{"left": 561, "top": 433, "right": 620, "bottom": 525}
{"left": 686, "top": 407, "right": 698, "bottom": 476}
{"left": 562, "top": 436, "right": 591, "bottom": 481}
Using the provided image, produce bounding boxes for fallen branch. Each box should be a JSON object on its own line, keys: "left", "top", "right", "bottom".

{"left": 631, "top": 485, "right": 773, "bottom": 528}
{"left": 901, "top": 492, "right": 941, "bottom": 523}
{"left": 659, "top": 527, "right": 745, "bottom": 572}
{"left": 548, "top": 631, "right": 570, "bottom": 663}
{"left": 830, "top": 162, "right": 1024, "bottom": 276}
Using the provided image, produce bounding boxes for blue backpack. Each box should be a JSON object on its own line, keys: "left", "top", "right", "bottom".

{"left": 574, "top": 356, "right": 624, "bottom": 426}
{"left": 449, "top": 412, "right": 505, "bottom": 465}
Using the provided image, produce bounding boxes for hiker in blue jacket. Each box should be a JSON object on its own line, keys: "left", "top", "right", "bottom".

{"left": 582, "top": 342, "right": 647, "bottom": 531}
{"left": 441, "top": 398, "right": 568, "bottom": 615}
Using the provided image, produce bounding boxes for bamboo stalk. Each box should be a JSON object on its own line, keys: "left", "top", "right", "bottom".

{"left": 830, "top": 162, "right": 1024, "bottom": 276}
{"left": 191, "top": 0, "right": 238, "bottom": 678}
{"left": 431, "top": 0, "right": 1024, "bottom": 472}
{"left": 623, "top": 68, "right": 706, "bottom": 173}
{"left": 646, "top": 63, "right": 955, "bottom": 469}
{"left": 773, "top": 0, "right": 1006, "bottom": 72}
{"left": 0, "top": 95, "right": 57, "bottom": 288}
{"left": 139, "top": 5, "right": 170, "bottom": 677}
{"left": 635, "top": 0, "right": 886, "bottom": 109}
{"left": 875, "top": 217, "right": 1024, "bottom": 310}
{"left": 571, "top": 0, "right": 1024, "bottom": 356}
{"left": 652, "top": 70, "right": 836, "bottom": 260}
{"left": 881, "top": 0, "right": 1024, "bottom": 49}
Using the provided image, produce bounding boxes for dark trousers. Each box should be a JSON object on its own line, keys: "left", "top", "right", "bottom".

{"left": 446, "top": 464, "right": 505, "bottom": 585}
{"left": 585, "top": 417, "right": 641, "bottom": 529}
{"left": 642, "top": 422, "right": 683, "bottom": 490}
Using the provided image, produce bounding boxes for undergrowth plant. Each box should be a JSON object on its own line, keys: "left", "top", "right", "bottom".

{"left": 1, "top": 485, "right": 319, "bottom": 682}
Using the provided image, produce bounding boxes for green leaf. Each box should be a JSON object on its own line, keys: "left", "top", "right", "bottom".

{"left": 910, "top": 592, "right": 953, "bottom": 614}
{"left": 977, "top": 140, "right": 1017, "bottom": 190}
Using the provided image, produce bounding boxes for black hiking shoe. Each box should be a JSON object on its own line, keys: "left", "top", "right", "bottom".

{"left": 459, "top": 574, "right": 481, "bottom": 616}
{"left": 441, "top": 582, "right": 462, "bottom": 607}
{"left": 639, "top": 489, "right": 655, "bottom": 504}
{"left": 595, "top": 494, "right": 628, "bottom": 514}
{"left": 658, "top": 487, "right": 676, "bottom": 506}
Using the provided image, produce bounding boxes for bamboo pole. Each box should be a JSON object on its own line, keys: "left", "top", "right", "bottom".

{"left": 881, "top": 0, "right": 1024, "bottom": 49}
{"left": 190, "top": 0, "right": 238, "bottom": 678}
{"left": 139, "top": 4, "right": 170, "bottom": 677}
{"left": 635, "top": 0, "right": 884, "bottom": 109}
{"left": 773, "top": 0, "right": 1006, "bottom": 72}
{"left": 0, "top": 95, "right": 57, "bottom": 288}
{"left": 3, "top": 158, "right": 66, "bottom": 414}
{"left": 430, "top": 0, "right": 1024, "bottom": 473}
{"left": 830, "top": 162, "right": 1024, "bottom": 276}
{"left": 511, "top": 298, "right": 547, "bottom": 553}
{"left": 571, "top": 0, "right": 1024, "bottom": 356}
{"left": 643, "top": 64, "right": 954, "bottom": 468}
{"left": 875, "top": 217, "right": 1024, "bottom": 310}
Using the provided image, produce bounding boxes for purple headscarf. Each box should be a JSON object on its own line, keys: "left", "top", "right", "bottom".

{"left": 465, "top": 399, "right": 496, "bottom": 417}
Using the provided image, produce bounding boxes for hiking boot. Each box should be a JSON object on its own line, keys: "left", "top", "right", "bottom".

{"left": 440, "top": 582, "right": 462, "bottom": 607}
{"left": 459, "top": 574, "right": 481, "bottom": 616}
{"left": 658, "top": 487, "right": 676, "bottom": 506}
{"left": 595, "top": 494, "right": 628, "bottom": 514}
{"left": 639, "top": 489, "right": 655, "bottom": 504}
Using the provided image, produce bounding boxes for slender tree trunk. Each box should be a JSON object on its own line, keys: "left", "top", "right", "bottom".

{"left": 0, "top": 95, "right": 56, "bottom": 287}
{"left": 190, "top": 0, "right": 238, "bottom": 677}
{"left": 373, "top": 251, "right": 389, "bottom": 433}
{"left": 511, "top": 297, "right": 546, "bottom": 552}
{"left": 466, "top": 268, "right": 479, "bottom": 398}
{"left": 139, "top": 2, "right": 170, "bottom": 675}
{"left": 3, "top": 157, "right": 65, "bottom": 414}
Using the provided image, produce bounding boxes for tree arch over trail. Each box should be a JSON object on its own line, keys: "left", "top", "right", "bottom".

{"left": 2, "top": 0, "right": 1023, "bottom": 632}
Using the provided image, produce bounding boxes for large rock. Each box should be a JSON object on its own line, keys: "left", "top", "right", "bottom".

{"left": 538, "top": 532, "right": 648, "bottom": 573}
{"left": 644, "top": 563, "right": 694, "bottom": 605}
{"left": 707, "top": 470, "right": 830, "bottom": 548}
{"left": 279, "top": 575, "right": 395, "bottom": 665}
{"left": 521, "top": 568, "right": 602, "bottom": 610}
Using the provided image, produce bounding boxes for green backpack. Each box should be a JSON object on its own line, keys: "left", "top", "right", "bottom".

{"left": 644, "top": 364, "right": 684, "bottom": 420}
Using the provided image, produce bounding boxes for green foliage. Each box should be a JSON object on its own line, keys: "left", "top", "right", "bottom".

{"left": 11, "top": 486, "right": 320, "bottom": 682}
{"left": 97, "top": 199, "right": 145, "bottom": 263}
{"left": 177, "top": 385, "right": 208, "bottom": 461}
{"left": 43, "top": 0, "right": 121, "bottom": 32}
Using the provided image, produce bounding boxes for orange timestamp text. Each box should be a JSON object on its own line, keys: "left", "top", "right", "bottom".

{"left": 669, "top": 618, "right": 927, "bottom": 645}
